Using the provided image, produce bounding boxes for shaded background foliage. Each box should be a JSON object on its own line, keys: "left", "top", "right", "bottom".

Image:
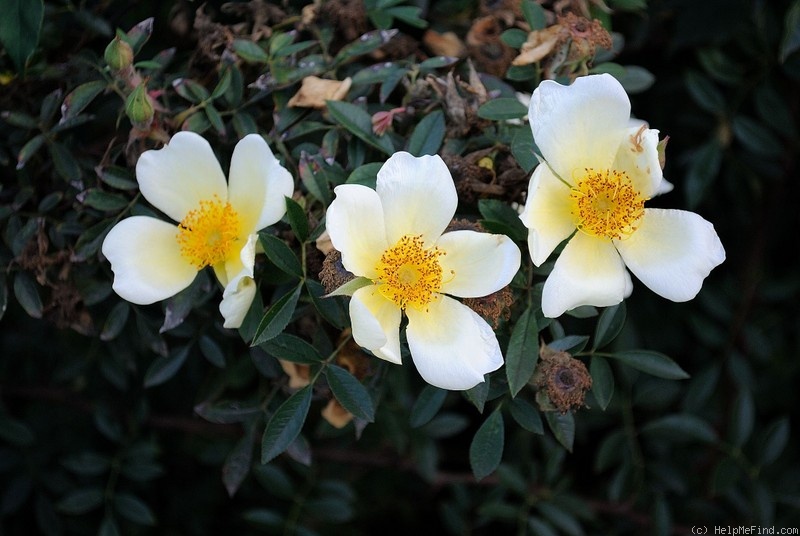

{"left": 1, "top": 0, "right": 798, "bottom": 534}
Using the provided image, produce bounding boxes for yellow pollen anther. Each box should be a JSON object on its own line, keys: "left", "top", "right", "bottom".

{"left": 570, "top": 168, "right": 644, "bottom": 240}
{"left": 176, "top": 195, "right": 241, "bottom": 268}
{"left": 375, "top": 235, "right": 444, "bottom": 311}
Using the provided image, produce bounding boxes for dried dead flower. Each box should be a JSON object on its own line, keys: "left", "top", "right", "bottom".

{"left": 423, "top": 29, "right": 467, "bottom": 58}
{"left": 533, "top": 343, "right": 593, "bottom": 413}
{"left": 321, "top": 399, "right": 353, "bottom": 428}
{"left": 321, "top": 329, "right": 373, "bottom": 429}
{"left": 466, "top": 15, "right": 516, "bottom": 77}
{"left": 288, "top": 76, "right": 352, "bottom": 109}
{"left": 512, "top": 24, "right": 565, "bottom": 66}
{"left": 319, "top": 249, "right": 355, "bottom": 294}
{"left": 280, "top": 360, "right": 311, "bottom": 389}
{"left": 463, "top": 287, "right": 514, "bottom": 329}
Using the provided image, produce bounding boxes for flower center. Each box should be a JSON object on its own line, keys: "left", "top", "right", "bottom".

{"left": 570, "top": 168, "right": 645, "bottom": 240}
{"left": 176, "top": 195, "right": 241, "bottom": 268}
{"left": 374, "top": 235, "right": 444, "bottom": 311}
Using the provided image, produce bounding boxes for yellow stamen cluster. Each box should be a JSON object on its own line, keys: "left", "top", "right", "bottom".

{"left": 176, "top": 195, "right": 241, "bottom": 268}
{"left": 375, "top": 235, "right": 444, "bottom": 311}
{"left": 570, "top": 168, "right": 644, "bottom": 240}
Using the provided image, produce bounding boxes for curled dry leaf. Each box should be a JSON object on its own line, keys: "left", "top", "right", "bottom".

{"left": 288, "top": 76, "right": 352, "bottom": 109}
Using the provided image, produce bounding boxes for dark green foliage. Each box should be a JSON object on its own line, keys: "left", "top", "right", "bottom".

{"left": 0, "top": 0, "right": 798, "bottom": 534}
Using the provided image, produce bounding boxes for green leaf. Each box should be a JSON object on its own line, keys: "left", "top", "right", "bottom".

{"left": 261, "top": 333, "right": 323, "bottom": 364}
{"left": 57, "top": 488, "right": 103, "bottom": 515}
{"left": 509, "top": 397, "right": 543, "bottom": 434}
{"left": 325, "top": 364, "right": 375, "bottom": 422}
{"left": 232, "top": 39, "right": 269, "bottom": 63}
{"left": 346, "top": 162, "right": 382, "bottom": 188}
{"left": 259, "top": 233, "right": 303, "bottom": 278}
{"left": 326, "top": 100, "right": 395, "bottom": 155}
{"left": 780, "top": 0, "right": 800, "bottom": 62}
{"left": 0, "top": 412, "right": 35, "bottom": 446}
{"left": 0, "top": 272, "right": 8, "bottom": 322}
{"left": 100, "top": 302, "right": 130, "bottom": 341}
{"left": 642, "top": 413, "right": 717, "bottom": 443}
{"left": 759, "top": 418, "right": 790, "bottom": 466}
{"left": 501, "top": 28, "right": 529, "bottom": 48}
{"left": 548, "top": 335, "right": 589, "bottom": 354}
{"left": 511, "top": 126, "right": 538, "bottom": 173}
{"left": 0, "top": 0, "right": 44, "bottom": 71}
{"left": 464, "top": 377, "right": 490, "bottom": 413}
{"left": 506, "top": 306, "right": 539, "bottom": 397}
{"left": 608, "top": 350, "right": 689, "bottom": 380}
{"left": 61, "top": 451, "right": 109, "bottom": 476}
{"left": 409, "top": 385, "right": 447, "bottom": 428}
{"left": 477, "top": 98, "right": 528, "bottom": 121}
{"left": 521, "top": 0, "right": 547, "bottom": 29}
{"left": 114, "top": 493, "right": 156, "bottom": 526}
{"left": 2, "top": 110, "right": 38, "bottom": 128}
{"left": 728, "top": 389, "right": 754, "bottom": 448}
{"left": 143, "top": 344, "right": 190, "bottom": 388}
{"left": 590, "top": 357, "right": 614, "bottom": 410}
{"left": 49, "top": 142, "right": 82, "bottom": 181}
{"left": 685, "top": 139, "right": 722, "bottom": 209}
{"left": 478, "top": 198, "right": 528, "bottom": 242}
{"left": 306, "top": 279, "right": 349, "bottom": 329}
{"left": 194, "top": 401, "right": 261, "bottom": 424}
{"left": 537, "top": 502, "right": 584, "bottom": 536}
{"left": 285, "top": 197, "right": 309, "bottom": 243}
{"left": 99, "top": 515, "right": 120, "bottom": 536}
{"left": 593, "top": 302, "right": 626, "bottom": 350}
{"left": 223, "top": 425, "right": 256, "bottom": 497}
{"left": 173, "top": 77, "right": 210, "bottom": 103}
{"left": 61, "top": 80, "right": 106, "bottom": 119}
{"left": 205, "top": 104, "right": 225, "bottom": 135}
{"left": 82, "top": 189, "right": 129, "bottom": 211}
{"left": 13, "top": 272, "right": 42, "bottom": 319}
{"left": 199, "top": 335, "right": 225, "bottom": 368}
{"left": 469, "top": 410, "right": 504, "bottom": 481}
{"left": 261, "top": 385, "right": 312, "bottom": 464}
{"left": 334, "top": 29, "right": 398, "bottom": 65}
{"left": 418, "top": 56, "right": 459, "bottom": 73}
{"left": 406, "top": 110, "right": 445, "bottom": 156}
{"left": 545, "top": 411, "right": 575, "bottom": 451}
{"left": 252, "top": 284, "right": 302, "bottom": 345}
{"left": 16, "top": 134, "right": 46, "bottom": 169}
{"left": 243, "top": 508, "right": 283, "bottom": 527}
{"left": 298, "top": 152, "right": 334, "bottom": 206}
{"left": 731, "top": 115, "right": 783, "bottom": 157}
{"left": 685, "top": 71, "right": 725, "bottom": 114}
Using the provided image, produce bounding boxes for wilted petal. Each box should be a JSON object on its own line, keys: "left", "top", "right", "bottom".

{"left": 615, "top": 208, "right": 725, "bottom": 302}
{"left": 542, "top": 232, "right": 629, "bottom": 317}
{"left": 405, "top": 295, "right": 502, "bottom": 390}
{"left": 227, "top": 134, "right": 294, "bottom": 233}
{"left": 135, "top": 131, "right": 227, "bottom": 222}
{"left": 438, "top": 230, "right": 520, "bottom": 298}
{"left": 520, "top": 164, "right": 576, "bottom": 265}
{"left": 530, "top": 74, "right": 630, "bottom": 179}
{"left": 376, "top": 152, "right": 457, "bottom": 247}
{"left": 612, "top": 124, "right": 664, "bottom": 199}
{"left": 219, "top": 272, "right": 257, "bottom": 329}
{"left": 349, "top": 285, "right": 402, "bottom": 364}
{"left": 102, "top": 216, "right": 197, "bottom": 304}
{"left": 326, "top": 185, "right": 388, "bottom": 279}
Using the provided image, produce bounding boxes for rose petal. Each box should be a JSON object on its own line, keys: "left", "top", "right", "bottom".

{"left": 135, "top": 132, "right": 227, "bottom": 222}
{"left": 438, "top": 230, "right": 520, "bottom": 298}
{"left": 520, "top": 164, "right": 576, "bottom": 265}
{"left": 615, "top": 208, "right": 725, "bottom": 302}
{"left": 102, "top": 216, "right": 197, "bottom": 304}
{"left": 219, "top": 272, "right": 257, "bottom": 329}
{"left": 376, "top": 152, "right": 457, "bottom": 247}
{"left": 326, "top": 185, "right": 388, "bottom": 279}
{"left": 530, "top": 73, "right": 630, "bottom": 180}
{"left": 405, "top": 295, "right": 503, "bottom": 390}
{"left": 349, "top": 285, "right": 402, "bottom": 364}
{"left": 612, "top": 124, "right": 665, "bottom": 199}
{"left": 542, "top": 232, "right": 629, "bottom": 317}
{"left": 227, "top": 134, "right": 294, "bottom": 233}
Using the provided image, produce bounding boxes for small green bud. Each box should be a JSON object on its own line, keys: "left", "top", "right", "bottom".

{"left": 104, "top": 36, "right": 134, "bottom": 71}
{"left": 125, "top": 82, "right": 154, "bottom": 130}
